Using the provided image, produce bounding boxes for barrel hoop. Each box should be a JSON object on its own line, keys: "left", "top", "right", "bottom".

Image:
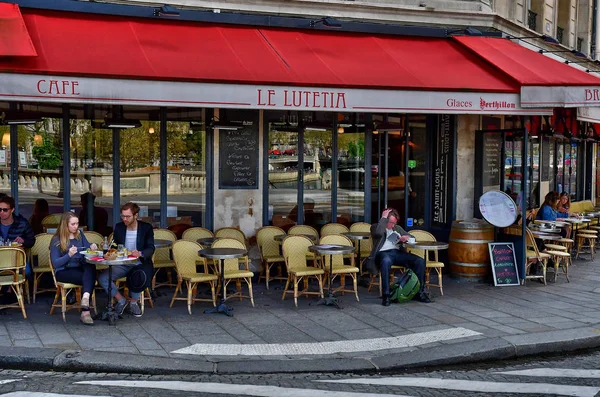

{"left": 451, "top": 273, "right": 485, "bottom": 279}
{"left": 451, "top": 228, "right": 494, "bottom": 233}
{"left": 449, "top": 261, "right": 489, "bottom": 267}
{"left": 448, "top": 238, "right": 495, "bottom": 244}
{"left": 453, "top": 222, "right": 493, "bottom": 229}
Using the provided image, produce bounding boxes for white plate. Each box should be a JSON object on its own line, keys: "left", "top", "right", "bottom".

{"left": 81, "top": 250, "right": 103, "bottom": 257}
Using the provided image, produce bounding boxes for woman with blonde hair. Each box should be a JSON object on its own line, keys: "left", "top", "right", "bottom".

{"left": 50, "top": 212, "right": 98, "bottom": 325}
{"left": 558, "top": 192, "right": 571, "bottom": 214}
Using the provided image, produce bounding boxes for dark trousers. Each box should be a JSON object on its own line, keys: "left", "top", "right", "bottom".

{"left": 376, "top": 249, "right": 426, "bottom": 295}
{"left": 55, "top": 262, "right": 96, "bottom": 295}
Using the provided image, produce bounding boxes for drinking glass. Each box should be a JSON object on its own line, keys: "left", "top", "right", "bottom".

{"left": 117, "top": 244, "right": 125, "bottom": 258}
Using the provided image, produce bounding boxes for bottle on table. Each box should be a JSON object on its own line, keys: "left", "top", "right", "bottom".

{"left": 103, "top": 236, "right": 109, "bottom": 253}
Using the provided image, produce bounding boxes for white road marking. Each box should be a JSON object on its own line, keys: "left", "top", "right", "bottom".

{"left": 0, "top": 381, "right": 18, "bottom": 386}
{"left": 76, "top": 380, "right": 414, "bottom": 397}
{"left": 171, "top": 327, "right": 480, "bottom": 356}
{"left": 497, "top": 368, "right": 600, "bottom": 378}
{"left": 318, "top": 377, "right": 600, "bottom": 397}
{"left": 1, "top": 393, "right": 109, "bottom": 397}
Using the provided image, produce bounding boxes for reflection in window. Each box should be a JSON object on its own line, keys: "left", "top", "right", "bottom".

{"left": 167, "top": 116, "right": 206, "bottom": 231}
{"left": 336, "top": 114, "right": 365, "bottom": 225}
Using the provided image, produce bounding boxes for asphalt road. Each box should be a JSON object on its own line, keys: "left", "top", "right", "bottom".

{"left": 2, "top": 349, "right": 600, "bottom": 396}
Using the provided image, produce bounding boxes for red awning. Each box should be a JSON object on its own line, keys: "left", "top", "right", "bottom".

{"left": 454, "top": 36, "right": 600, "bottom": 107}
{"left": 0, "top": 3, "right": 36, "bottom": 56}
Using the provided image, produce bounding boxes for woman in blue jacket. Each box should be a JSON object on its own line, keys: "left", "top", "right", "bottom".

{"left": 536, "top": 191, "right": 571, "bottom": 237}
{"left": 50, "top": 212, "right": 98, "bottom": 325}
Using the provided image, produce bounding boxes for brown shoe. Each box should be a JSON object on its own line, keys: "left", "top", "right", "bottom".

{"left": 80, "top": 310, "right": 94, "bottom": 326}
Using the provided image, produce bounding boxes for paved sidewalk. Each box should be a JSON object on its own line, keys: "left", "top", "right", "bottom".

{"left": 1, "top": 256, "right": 600, "bottom": 374}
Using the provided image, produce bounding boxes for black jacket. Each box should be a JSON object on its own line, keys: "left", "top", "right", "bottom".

{"left": 364, "top": 216, "right": 412, "bottom": 273}
{"left": 4, "top": 214, "right": 36, "bottom": 248}
{"left": 113, "top": 220, "right": 155, "bottom": 288}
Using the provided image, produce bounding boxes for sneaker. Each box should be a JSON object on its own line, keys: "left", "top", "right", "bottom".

{"left": 129, "top": 302, "right": 142, "bottom": 318}
{"left": 80, "top": 295, "right": 90, "bottom": 310}
{"left": 80, "top": 310, "right": 94, "bottom": 326}
{"left": 114, "top": 299, "right": 129, "bottom": 316}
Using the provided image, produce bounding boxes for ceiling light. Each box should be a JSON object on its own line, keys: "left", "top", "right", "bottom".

{"left": 103, "top": 119, "right": 142, "bottom": 129}
{"left": 2, "top": 112, "right": 43, "bottom": 125}
{"left": 148, "top": 127, "right": 155, "bottom": 134}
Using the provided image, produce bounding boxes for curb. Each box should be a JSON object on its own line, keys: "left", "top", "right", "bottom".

{"left": 1, "top": 326, "right": 599, "bottom": 375}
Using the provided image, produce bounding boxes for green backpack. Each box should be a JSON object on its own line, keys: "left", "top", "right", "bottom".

{"left": 390, "top": 269, "right": 420, "bottom": 303}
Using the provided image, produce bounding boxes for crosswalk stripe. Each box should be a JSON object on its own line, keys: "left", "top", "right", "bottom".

{"left": 1, "top": 393, "right": 109, "bottom": 397}
{"left": 76, "top": 380, "right": 414, "bottom": 397}
{"left": 318, "top": 376, "right": 600, "bottom": 397}
{"left": 497, "top": 369, "right": 600, "bottom": 378}
{"left": 171, "top": 327, "right": 480, "bottom": 356}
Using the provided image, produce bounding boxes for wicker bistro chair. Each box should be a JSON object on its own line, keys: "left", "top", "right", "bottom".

{"left": 211, "top": 238, "right": 255, "bottom": 306}
{"left": 170, "top": 240, "right": 218, "bottom": 314}
{"left": 0, "top": 247, "right": 28, "bottom": 318}
{"left": 30, "top": 233, "right": 55, "bottom": 303}
{"left": 256, "top": 226, "right": 286, "bottom": 289}
{"left": 318, "top": 235, "right": 359, "bottom": 302}
{"left": 48, "top": 255, "right": 97, "bottom": 322}
{"left": 281, "top": 235, "right": 324, "bottom": 307}
{"left": 525, "top": 228, "right": 550, "bottom": 285}
{"left": 288, "top": 225, "right": 320, "bottom": 265}
{"left": 182, "top": 227, "right": 214, "bottom": 243}
{"left": 83, "top": 231, "right": 104, "bottom": 248}
{"left": 406, "top": 230, "right": 445, "bottom": 295}
{"left": 350, "top": 222, "right": 373, "bottom": 274}
{"left": 41, "top": 213, "right": 62, "bottom": 233}
{"left": 152, "top": 228, "right": 178, "bottom": 289}
{"left": 320, "top": 223, "right": 349, "bottom": 237}
{"left": 215, "top": 227, "right": 246, "bottom": 245}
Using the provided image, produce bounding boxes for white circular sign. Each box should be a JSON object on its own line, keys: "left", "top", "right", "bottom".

{"left": 478, "top": 190, "right": 517, "bottom": 228}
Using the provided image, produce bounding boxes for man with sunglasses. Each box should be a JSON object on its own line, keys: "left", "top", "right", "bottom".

{"left": 98, "top": 202, "right": 154, "bottom": 318}
{"left": 365, "top": 208, "right": 431, "bottom": 306}
{"left": 0, "top": 196, "right": 36, "bottom": 282}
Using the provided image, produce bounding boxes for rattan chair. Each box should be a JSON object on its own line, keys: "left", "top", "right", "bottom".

{"left": 0, "top": 247, "right": 28, "bottom": 318}
{"left": 318, "top": 235, "right": 359, "bottom": 301}
{"left": 211, "top": 238, "right": 255, "bottom": 306}
{"left": 256, "top": 226, "right": 286, "bottom": 289}
{"left": 48, "top": 255, "right": 97, "bottom": 322}
{"left": 320, "top": 223, "right": 349, "bottom": 237}
{"left": 288, "top": 225, "right": 320, "bottom": 264}
{"left": 182, "top": 227, "right": 214, "bottom": 244}
{"left": 30, "top": 233, "right": 55, "bottom": 303}
{"left": 349, "top": 222, "right": 373, "bottom": 274}
{"left": 525, "top": 228, "right": 550, "bottom": 285}
{"left": 281, "top": 235, "right": 324, "bottom": 307}
{"left": 152, "top": 228, "right": 178, "bottom": 289}
{"left": 407, "top": 230, "right": 445, "bottom": 295}
{"left": 215, "top": 227, "right": 246, "bottom": 245}
{"left": 41, "top": 213, "right": 62, "bottom": 233}
{"left": 83, "top": 231, "right": 104, "bottom": 248}
{"left": 170, "top": 240, "right": 218, "bottom": 314}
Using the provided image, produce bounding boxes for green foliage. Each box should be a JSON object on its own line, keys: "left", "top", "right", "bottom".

{"left": 32, "top": 136, "right": 61, "bottom": 170}
{"left": 347, "top": 140, "right": 365, "bottom": 158}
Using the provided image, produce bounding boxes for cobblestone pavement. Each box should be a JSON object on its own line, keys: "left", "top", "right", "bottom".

{"left": 2, "top": 349, "right": 600, "bottom": 396}
{"left": 1, "top": 252, "right": 600, "bottom": 373}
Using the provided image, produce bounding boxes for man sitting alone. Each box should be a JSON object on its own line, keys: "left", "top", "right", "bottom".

{"left": 365, "top": 208, "right": 432, "bottom": 306}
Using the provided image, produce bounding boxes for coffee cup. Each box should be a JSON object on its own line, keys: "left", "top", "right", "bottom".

{"left": 407, "top": 237, "right": 416, "bottom": 244}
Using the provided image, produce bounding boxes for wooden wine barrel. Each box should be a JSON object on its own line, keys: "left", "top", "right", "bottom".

{"left": 448, "top": 220, "right": 495, "bottom": 282}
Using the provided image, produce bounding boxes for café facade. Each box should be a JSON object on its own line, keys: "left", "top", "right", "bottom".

{"left": 2, "top": 1, "right": 600, "bottom": 242}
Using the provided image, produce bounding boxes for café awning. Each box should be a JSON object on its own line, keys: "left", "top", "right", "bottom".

{"left": 0, "top": 5, "right": 598, "bottom": 113}
{"left": 0, "top": 3, "right": 36, "bottom": 57}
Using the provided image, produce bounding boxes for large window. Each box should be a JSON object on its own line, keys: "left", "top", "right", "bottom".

{"left": 336, "top": 113, "right": 365, "bottom": 225}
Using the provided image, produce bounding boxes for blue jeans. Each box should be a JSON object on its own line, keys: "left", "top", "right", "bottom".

{"left": 376, "top": 249, "right": 426, "bottom": 295}
{"left": 98, "top": 265, "right": 140, "bottom": 300}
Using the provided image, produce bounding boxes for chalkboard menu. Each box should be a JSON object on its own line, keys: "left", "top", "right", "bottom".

{"left": 541, "top": 137, "right": 550, "bottom": 181}
{"left": 219, "top": 122, "right": 259, "bottom": 189}
{"left": 488, "top": 242, "right": 520, "bottom": 286}
{"left": 432, "top": 114, "right": 455, "bottom": 227}
{"left": 482, "top": 133, "right": 502, "bottom": 187}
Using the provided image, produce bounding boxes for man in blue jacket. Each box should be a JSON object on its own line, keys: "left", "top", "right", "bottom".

{"left": 0, "top": 195, "right": 35, "bottom": 278}
{"left": 98, "top": 202, "right": 154, "bottom": 318}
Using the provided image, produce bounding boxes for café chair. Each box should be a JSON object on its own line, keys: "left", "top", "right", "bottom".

{"left": 115, "top": 277, "right": 153, "bottom": 314}
{"left": 406, "top": 230, "right": 445, "bottom": 295}
{"left": 170, "top": 240, "right": 218, "bottom": 314}
{"left": 576, "top": 232, "right": 596, "bottom": 260}
{"left": 281, "top": 235, "right": 324, "bottom": 307}
{"left": 256, "top": 226, "right": 286, "bottom": 290}
{"left": 525, "top": 228, "right": 550, "bottom": 285}
{"left": 288, "top": 225, "right": 320, "bottom": 265}
{"left": 211, "top": 238, "right": 255, "bottom": 306}
{"left": 0, "top": 247, "right": 28, "bottom": 318}
{"left": 182, "top": 227, "right": 214, "bottom": 244}
{"left": 30, "top": 233, "right": 55, "bottom": 303}
{"left": 48, "top": 256, "right": 97, "bottom": 322}
{"left": 41, "top": 213, "right": 62, "bottom": 233}
{"left": 320, "top": 223, "right": 349, "bottom": 237}
{"left": 152, "top": 228, "right": 178, "bottom": 289}
{"left": 318, "top": 235, "right": 359, "bottom": 302}
{"left": 215, "top": 227, "right": 246, "bottom": 245}
{"left": 350, "top": 222, "right": 373, "bottom": 274}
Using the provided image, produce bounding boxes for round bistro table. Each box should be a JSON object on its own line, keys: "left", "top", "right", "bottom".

{"left": 308, "top": 244, "right": 355, "bottom": 309}
{"left": 198, "top": 247, "right": 246, "bottom": 317}
{"left": 343, "top": 232, "right": 370, "bottom": 273}
{"left": 154, "top": 239, "right": 173, "bottom": 249}
{"left": 197, "top": 237, "right": 219, "bottom": 247}
{"left": 85, "top": 255, "right": 138, "bottom": 325}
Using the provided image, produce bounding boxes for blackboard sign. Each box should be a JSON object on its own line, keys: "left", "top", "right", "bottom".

{"left": 482, "top": 133, "right": 502, "bottom": 187}
{"left": 488, "top": 242, "right": 520, "bottom": 286}
{"left": 541, "top": 137, "right": 550, "bottom": 181}
{"left": 219, "top": 123, "right": 259, "bottom": 189}
{"left": 432, "top": 114, "right": 454, "bottom": 227}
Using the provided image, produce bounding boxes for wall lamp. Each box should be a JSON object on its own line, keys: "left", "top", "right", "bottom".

{"left": 153, "top": 5, "right": 180, "bottom": 17}
{"left": 309, "top": 17, "right": 342, "bottom": 28}
{"left": 505, "top": 34, "right": 560, "bottom": 45}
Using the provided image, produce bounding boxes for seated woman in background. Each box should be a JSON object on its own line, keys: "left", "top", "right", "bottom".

{"left": 50, "top": 212, "right": 98, "bottom": 326}
{"left": 29, "top": 198, "right": 49, "bottom": 235}
{"left": 557, "top": 192, "right": 570, "bottom": 214}
{"left": 536, "top": 191, "right": 571, "bottom": 237}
